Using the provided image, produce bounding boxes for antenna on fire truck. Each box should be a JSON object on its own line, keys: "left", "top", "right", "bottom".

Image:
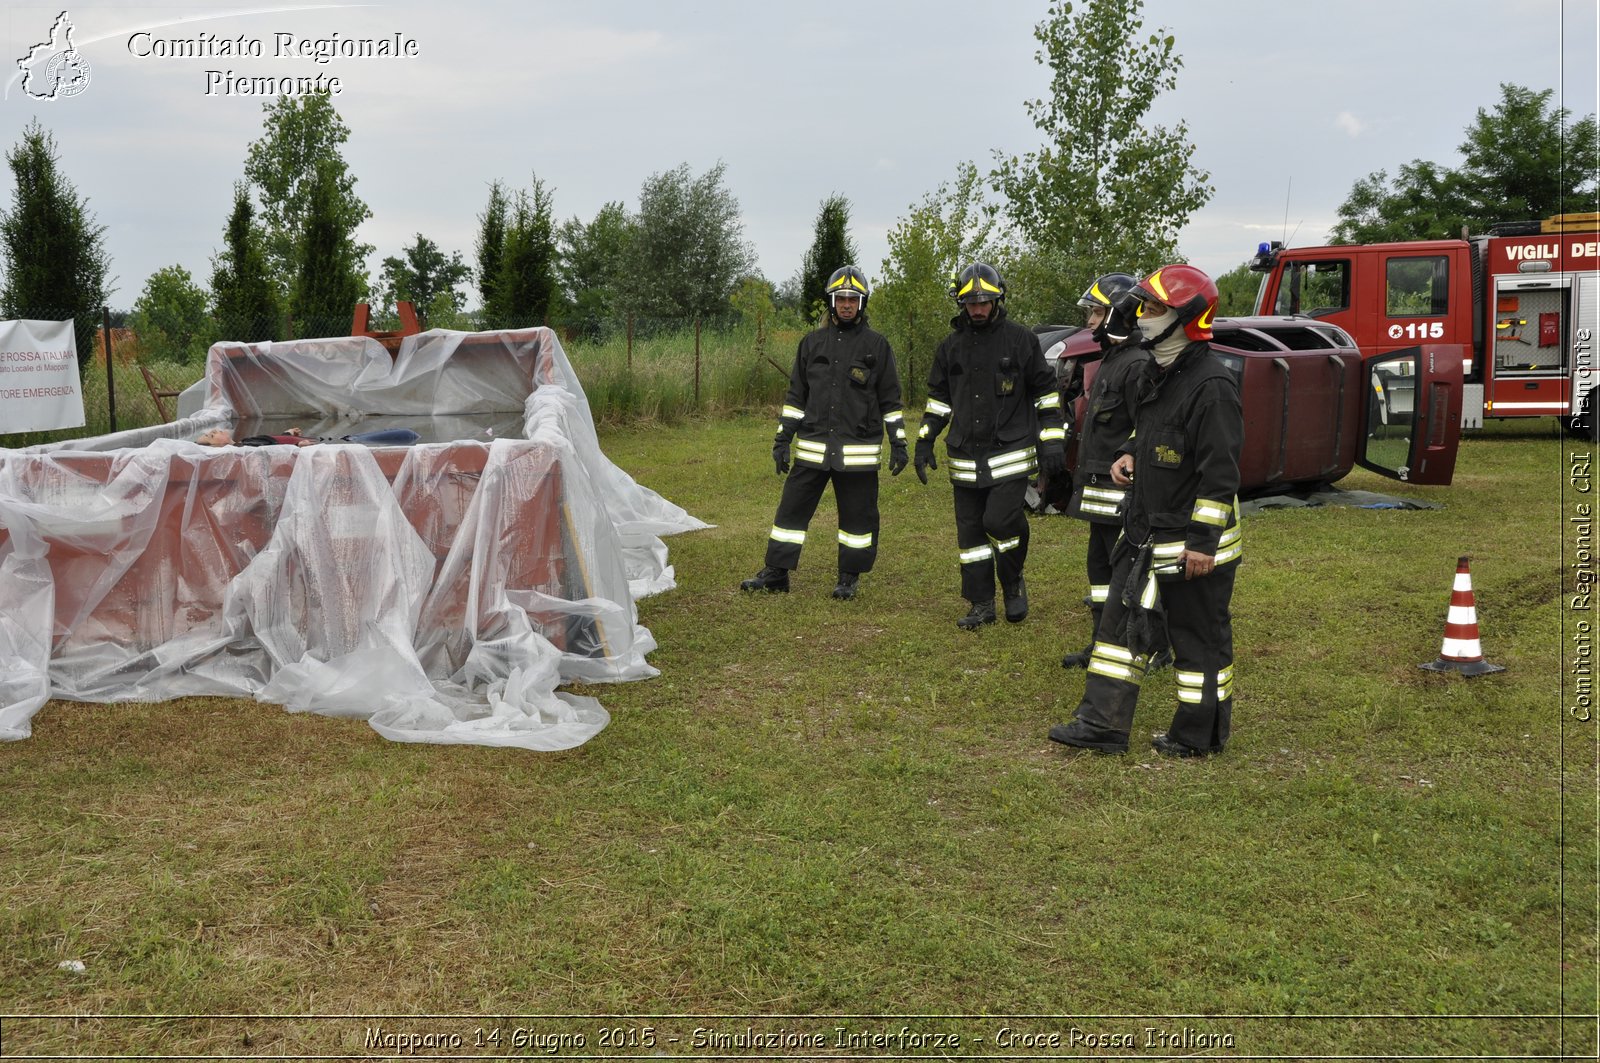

{"left": 1280, "top": 178, "right": 1303, "bottom": 249}
{"left": 1282, "top": 177, "right": 1291, "bottom": 245}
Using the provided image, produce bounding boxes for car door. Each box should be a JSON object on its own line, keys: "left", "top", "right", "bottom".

{"left": 1356, "top": 344, "right": 1464, "bottom": 485}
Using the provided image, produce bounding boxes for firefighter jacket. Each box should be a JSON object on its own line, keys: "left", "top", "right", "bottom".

{"left": 1069, "top": 338, "right": 1151, "bottom": 525}
{"left": 1118, "top": 340, "right": 1244, "bottom": 580}
{"left": 918, "top": 305, "right": 1065, "bottom": 487}
{"left": 776, "top": 316, "right": 904, "bottom": 472}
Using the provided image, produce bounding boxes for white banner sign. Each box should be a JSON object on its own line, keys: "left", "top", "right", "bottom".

{"left": 0, "top": 319, "right": 84, "bottom": 435}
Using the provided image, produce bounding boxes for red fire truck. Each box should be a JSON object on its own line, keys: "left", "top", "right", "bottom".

{"left": 1248, "top": 213, "right": 1599, "bottom": 432}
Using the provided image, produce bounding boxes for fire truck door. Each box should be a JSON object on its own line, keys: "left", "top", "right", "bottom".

{"left": 1356, "top": 345, "right": 1464, "bottom": 485}
{"left": 1492, "top": 277, "right": 1568, "bottom": 373}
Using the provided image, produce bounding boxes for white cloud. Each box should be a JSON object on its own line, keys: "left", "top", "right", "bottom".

{"left": 1335, "top": 111, "right": 1366, "bottom": 137}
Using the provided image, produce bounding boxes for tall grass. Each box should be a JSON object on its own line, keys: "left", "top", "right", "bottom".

{"left": 565, "top": 320, "right": 802, "bottom": 425}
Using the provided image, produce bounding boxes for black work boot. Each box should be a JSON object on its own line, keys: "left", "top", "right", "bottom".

{"left": 1151, "top": 732, "right": 1215, "bottom": 758}
{"left": 1002, "top": 577, "right": 1029, "bottom": 623}
{"left": 1047, "top": 719, "right": 1129, "bottom": 755}
{"left": 739, "top": 566, "right": 790, "bottom": 593}
{"left": 1061, "top": 643, "right": 1093, "bottom": 669}
{"left": 956, "top": 599, "right": 997, "bottom": 630}
{"left": 831, "top": 572, "right": 860, "bottom": 600}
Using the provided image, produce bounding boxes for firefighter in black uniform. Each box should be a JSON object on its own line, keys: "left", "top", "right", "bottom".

{"left": 1048, "top": 263, "right": 1242, "bottom": 757}
{"left": 915, "top": 262, "right": 1066, "bottom": 629}
{"left": 740, "top": 265, "right": 906, "bottom": 599}
{"left": 1061, "top": 272, "right": 1169, "bottom": 672}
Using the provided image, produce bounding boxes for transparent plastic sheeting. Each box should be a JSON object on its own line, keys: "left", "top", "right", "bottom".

{"left": 0, "top": 328, "right": 708, "bottom": 750}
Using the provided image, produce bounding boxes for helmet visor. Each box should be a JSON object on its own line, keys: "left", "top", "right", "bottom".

{"left": 1112, "top": 287, "right": 1151, "bottom": 318}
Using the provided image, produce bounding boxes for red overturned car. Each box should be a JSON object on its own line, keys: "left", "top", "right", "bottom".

{"left": 1035, "top": 313, "right": 1464, "bottom": 509}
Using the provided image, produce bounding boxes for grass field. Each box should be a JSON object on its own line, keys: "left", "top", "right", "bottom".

{"left": 0, "top": 415, "right": 1594, "bottom": 1059}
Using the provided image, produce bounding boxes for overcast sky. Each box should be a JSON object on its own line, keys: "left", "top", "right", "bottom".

{"left": 1, "top": 0, "right": 1595, "bottom": 310}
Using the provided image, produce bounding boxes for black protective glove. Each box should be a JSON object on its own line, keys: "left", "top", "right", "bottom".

{"left": 773, "top": 435, "right": 791, "bottom": 475}
{"left": 889, "top": 441, "right": 909, "bottom": 476}
{"left": 914, "top": 439, "right": 937, "bottom": 485}
{"left": 1038, "top": 442, "right": 1067, "bottom": 481}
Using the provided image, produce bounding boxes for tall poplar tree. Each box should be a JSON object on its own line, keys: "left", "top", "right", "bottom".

{"left": 0, "top": 120, "right": 112, "bottom": 372}
{"left": 798, "top": 194, "right": 859, "bottom": 320}
{"left": 992, "top": 0, "right": 1212, "bottom": 321}
{"left": 288, "top": 160, "right": 366, "bottom": 335}
{"left": 475, "top": 180, "right": 508, "bottom": 317}
{"left": 243, "top": 94, "right": 372, "bottom": 298}
{"left": 210, "top": 183, "right": 281, "bottom": 342}
{"left": 490, "top": 180, "right": 558, "bottom": 327}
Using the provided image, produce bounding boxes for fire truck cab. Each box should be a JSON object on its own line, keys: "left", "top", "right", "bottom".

{"left": 1249, "top": 213, "right": 1600, "bottom": 432}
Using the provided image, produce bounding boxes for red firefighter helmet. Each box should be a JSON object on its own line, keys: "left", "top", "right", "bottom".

{"left": 1135, "top": 263, "right": 1218, "bottom": 341}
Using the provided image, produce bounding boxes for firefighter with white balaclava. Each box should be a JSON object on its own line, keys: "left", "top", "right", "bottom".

{"left": 914, "top": 263, "right": 1066, "bottom": 629}
{"left": 1062, "top": 271, "right": 1169, "bottom": 673}
{"left": 1049, "top": 263, "right": 1242, "bottom": 757}
{"left": 741, "top": 265, "right": 906, "bottom": 600}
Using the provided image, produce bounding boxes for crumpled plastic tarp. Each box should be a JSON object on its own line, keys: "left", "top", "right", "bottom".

{"left": 0, "top": 327, "right": 707, "bottom": 750}
{"left": 1239, "top": 485, "right": 1441, "bottom": 513}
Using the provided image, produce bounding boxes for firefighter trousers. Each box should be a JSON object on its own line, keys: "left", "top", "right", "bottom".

{"left": 763, "top": 465, "right": 880, "bottom": 574}
{"left": 953, "top": 478, "right": 1029, "bottom": 604}
{"left": 1082, "top": 520, "right": 1119, "bottom": 638}
{"left": 1068, "top": 550, "right": 1236, "bottom": 753}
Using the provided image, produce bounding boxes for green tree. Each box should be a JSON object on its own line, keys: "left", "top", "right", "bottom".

{"left": 991, "top": 0, "right": 1212, "bottom": 322}
{"left": 475, "top": 180, "right": 508, "bottom": 316}
{"left": 615, "top": 161, "right": 755, "bottom": 323}
{"left": 1331, "top": 83, "right": 1599, "bottom": 243}
{"left": 210, "top": 182, "right": 282, "bottom": 342}
{"left": 1213, "top": 261, "right": 1262, "bottom": 317}
{"left": 242, "top": 93, "right": 372, "bottom": 296}
{"left": 729, "top": 273, "right": 803, "bottom": 332}
{"left": 557, "top": 200, "right": 631, "bottom": 337}
{"left": 773, "top": 273, "right": 805, "bottom": 317}
{"left": 872, "top": 162, "right": 995, "bottom": 399}
{"left": 378, "top": 234, "right": 470, "bottom": 328}
{"left": 729, "top": 274, "right": 776, "bottom": 325}
{"left": 130, "top": 265, "right": 213, "bottom": 364}
{"left": 484, "top": 177, "right": 557, "bottom": 328}
{"left": 798, "top": 194, "right": 859, "bottom": 321}
{"left": 1329, "top": 161, "right": 1473, "bottom": 244}
{"left": 0, "top": 120, "right": 112, "bottom": 373}
{"left": 288, "top": 160, "right": 366, "bottom": 336}
{"left": 1458, "top": 83, "right": 1598, "bottom": 223}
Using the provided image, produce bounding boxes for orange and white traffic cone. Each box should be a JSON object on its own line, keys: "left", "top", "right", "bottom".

{"left": 1419, "top": 556, "right": 1505, "bottom": 677}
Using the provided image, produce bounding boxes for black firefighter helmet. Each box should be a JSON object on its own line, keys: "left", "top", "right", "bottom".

{"left": 953, "top": 262, "right": 1006, "bottom": 305}
{"left": 825, "top": 265, "right": 870, "bottom": 319}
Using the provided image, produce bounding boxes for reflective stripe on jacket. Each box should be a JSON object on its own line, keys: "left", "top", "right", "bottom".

{"left": 1069, "top": 339, "right": 1151, "bottom": 525}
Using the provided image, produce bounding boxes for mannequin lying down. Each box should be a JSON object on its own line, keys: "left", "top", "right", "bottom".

{"left": 195, "top": 427, "right": 422, "bottom": 447}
